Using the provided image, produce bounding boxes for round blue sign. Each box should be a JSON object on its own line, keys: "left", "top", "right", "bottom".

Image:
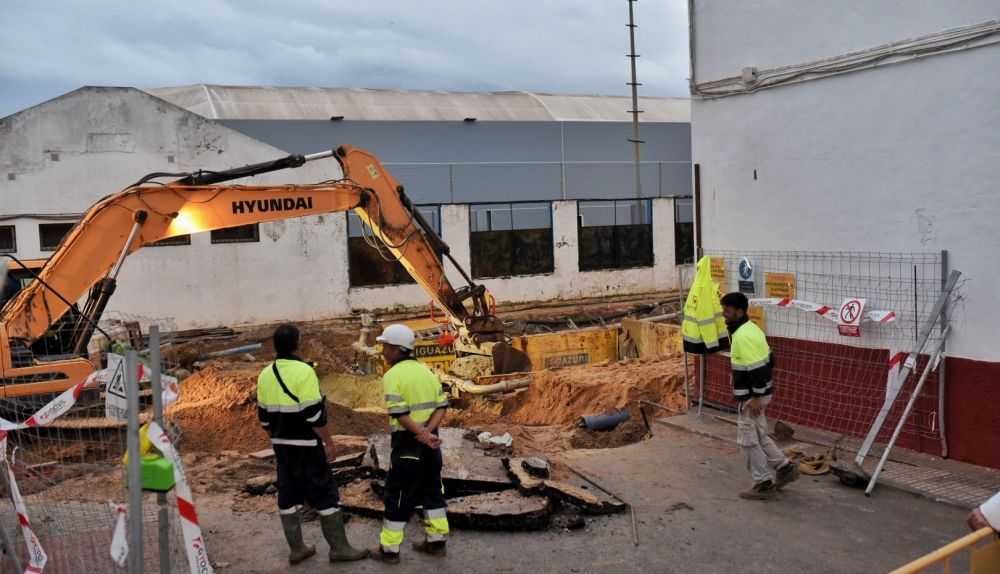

{"left": 738, "top": 258, "right": 753, "bottom": 281}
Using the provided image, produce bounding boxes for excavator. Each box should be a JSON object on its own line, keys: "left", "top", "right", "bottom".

{"left": 0, "top": 145, "right": 531, "bottom": 400}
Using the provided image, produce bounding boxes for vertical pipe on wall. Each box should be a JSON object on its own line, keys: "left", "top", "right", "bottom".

{"left": 938, "top": 250, "right": 949, "bottom": 458}
{"left": 626, "top": 0, "right": 643, "bottom": 200}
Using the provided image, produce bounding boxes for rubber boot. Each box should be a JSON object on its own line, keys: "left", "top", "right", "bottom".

{"left": 412, "top": 539, "right": 447, "bottom": 556}
{"left": 279, "top": 514, "right": 316, "bottom": 565}
{"left": 320, "top": 511, "right": 368, "bottom": 562}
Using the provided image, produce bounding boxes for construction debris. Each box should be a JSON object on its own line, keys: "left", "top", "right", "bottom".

{"left": 521, "top": 457, "right": 550, "bottom": 478}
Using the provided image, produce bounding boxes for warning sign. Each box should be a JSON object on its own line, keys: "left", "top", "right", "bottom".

{"left": 765, "top": 273, "right": 796, "bottom": 299}
{"left": 837, "top": 298, "right": 866, "bottom": 337}
{"left": 104, "top": 353, "right": 128, "bottom": 422}
{"left": 710, "top": 257, "right": 726, "bottom": 291}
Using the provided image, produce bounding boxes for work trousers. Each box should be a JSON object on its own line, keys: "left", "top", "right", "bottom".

{"left": 736, "top": 396, "right": 789, "bottom": 485}
{"left": 380, "top": 443, "right": 449, "bottom": 553}
{"left": 274, "top": 443, "right": 340, "bottom": 515}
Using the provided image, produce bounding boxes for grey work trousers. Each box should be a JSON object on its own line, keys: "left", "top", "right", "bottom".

{"left": 736, "top": 396, "right": 789, "bottom": 484}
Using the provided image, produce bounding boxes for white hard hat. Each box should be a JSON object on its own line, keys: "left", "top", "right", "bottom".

{"left": 376, "top": 324, "right": 416, "bottom": 350}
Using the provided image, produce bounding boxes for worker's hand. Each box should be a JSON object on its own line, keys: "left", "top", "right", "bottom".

{"left": 968, "top": 508, "right": 993, "bottom": 531}
{"left": 416, "top": 429, "right": 442, "bottom": 449}
{"left": 742, "top": 397, "right": 763, "bottom": 416}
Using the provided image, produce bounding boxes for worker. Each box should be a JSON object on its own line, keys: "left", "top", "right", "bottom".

{"left": 256, "top": 323, "right": 367, "bottom": 565}
{"left": 720, "top": 292, "right": 800, "bottom": 500}
{"left": 369, "top": 323, "right": 450, "bottom": 564}
{"left": 968, "top": 490, "right": 1000, "bottom": 531}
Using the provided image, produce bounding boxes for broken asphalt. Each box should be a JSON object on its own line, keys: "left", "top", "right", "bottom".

{"left": 198, "top": 422, "right": 972, "bottom": 573}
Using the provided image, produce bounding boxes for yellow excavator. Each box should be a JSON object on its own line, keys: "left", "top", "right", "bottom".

{"left": 0, "top": 145, "right": 529, "bottom": 399}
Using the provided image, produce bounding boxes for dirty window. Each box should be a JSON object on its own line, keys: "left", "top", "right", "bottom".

{"left": 578, "top": 200, "right": 653, "bottom": 271}
{"left": 0, "top": 226, "right": 14, "bottom": 253}
{"left": 348, "top": 205, "right": 441, "bottom": 287}
{"left": 674, "top": 197, "right": 695, "bottom": 265}
{"left": 38, "top": 222, "right": 76, "bottom": 252}
{"left": 211, "top": 224, "right": 259, "bottom": 244}
{"left": 470, "top": 202, "right": 553, "bottom": 279}
{"left": 150, "top": 234, "right": 191, "bottom": 247}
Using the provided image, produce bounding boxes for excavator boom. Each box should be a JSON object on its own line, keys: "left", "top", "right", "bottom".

{"left": 0, "top": 145, "right": 524, "bottom": 398}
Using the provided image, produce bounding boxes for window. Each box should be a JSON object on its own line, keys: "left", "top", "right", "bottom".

{"left": 470, "top": 203, "right": 553, "bottom": 279}
{"left": 0, "top": 226, "right": 14, "bottom": 253}
{"left": 348, "top": 206, "right": 441, "bottom": 287}
{"left": 39, "top": 222, "right": 75, "bottom": 252}
{"left": 150, "top": 235, "right": 191, "bottom": 247}
{"left": 578, "top": 199, "right": 653, "bottom": 271}
{"left": 211, "top": 224, "right": 259, "bottom": 244}
{"left": 674, "top": 197, "right": 695, "bottom": 265}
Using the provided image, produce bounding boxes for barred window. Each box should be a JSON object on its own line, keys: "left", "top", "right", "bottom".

{"left": 348, "top": 206, "right": 441, "bottom": 287}
{"left": 150, "top": 234, "right": 191, "bottom": 247}
{"left": 674, "top": 197, "right": 695, "bottom": 265}
{"left": 578, "top": 199, "right": 653, "bottom": 271}
{"left": 211, "top": 224, "right": 259, "bottom": 244}
{"left": 38, "top": 222, "right": 75, "bottom": 252}
{"left": 470, "top": 202, "right": 553, "bottom": 279}
{"left": 0, "top": 226, "right": 14, "bottom": 253}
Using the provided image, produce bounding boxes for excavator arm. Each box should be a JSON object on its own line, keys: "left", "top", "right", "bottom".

{"left": 0, "top": 145, "right": 524, "bottom": 398}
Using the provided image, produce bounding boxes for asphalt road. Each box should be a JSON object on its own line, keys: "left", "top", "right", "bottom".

{"left": 200, "top": 425, "right": 972, "bottom": 573}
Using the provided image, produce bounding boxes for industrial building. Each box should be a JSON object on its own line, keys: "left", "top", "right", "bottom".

{"left": 1, "top": 86, "right": 693, "bottom": 328}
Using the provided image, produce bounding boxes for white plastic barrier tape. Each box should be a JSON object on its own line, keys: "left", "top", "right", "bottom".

{"left": 0, "top": 432, "right": 47, "bottom": 573}
{"left": 109, "top": 502, "right": 128, "bottom": 567}
{"left": 751, "top": 298, "right": 897, "bottom": 324}
{"left": 146, "top": 422, "right": 213, "bottom": 574}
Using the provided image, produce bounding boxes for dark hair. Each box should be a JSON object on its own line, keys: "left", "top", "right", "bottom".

{"left": 273, "top": 323, "right": 300, "bottom": 355}
{"left": 720, "top": 292, "right": 749, "bottom": 312}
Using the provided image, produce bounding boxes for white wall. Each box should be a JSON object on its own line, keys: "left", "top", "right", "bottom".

{"left": 690, "top": 2, "right": 1000, "bottom": 360}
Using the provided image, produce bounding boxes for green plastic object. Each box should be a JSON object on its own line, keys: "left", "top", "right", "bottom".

{"left": 138, "top": 453, "right": 176, "bottom": 492}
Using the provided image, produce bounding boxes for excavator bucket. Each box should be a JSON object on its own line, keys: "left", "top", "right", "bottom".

{"left": 491, "top": 342, "right": 533, "bottom": 375}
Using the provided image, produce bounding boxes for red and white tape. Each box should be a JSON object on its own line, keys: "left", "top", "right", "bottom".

{"left": 109, "top": 502, "right": 128, "bottom": 567}
{"left": 0, "top": 432, "right": 47, "bottom": 573}
{"left": 147, "top": 422, "right": 214, "bottom": 574}
{"left": 752, "top": 298, "right": 897, "bottom": 324}
{"left": 0, "top": 371, "right": 102, "bottom": 431}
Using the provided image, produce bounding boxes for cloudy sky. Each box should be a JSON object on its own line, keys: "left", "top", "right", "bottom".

{"left": 0, "top": 0, "right": 689, "bottom": 118}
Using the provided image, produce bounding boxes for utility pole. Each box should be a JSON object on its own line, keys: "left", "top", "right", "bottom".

{"left": 627, "top": 0, "right": 644, "bottom": 207}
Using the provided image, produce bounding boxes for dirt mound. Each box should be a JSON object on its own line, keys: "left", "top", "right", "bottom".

{"left": 502, "top": 354, "right": 688, "bottom": 426}
{"left": 168, "top": 366, "right": 388, "bottom": 454}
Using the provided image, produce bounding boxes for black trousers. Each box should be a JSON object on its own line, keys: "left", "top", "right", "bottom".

{"left": 275, "top": 443, "right": 340, "bottom": 511}
{"left": 382, "top": 444, "right": 446, "bottom": 522}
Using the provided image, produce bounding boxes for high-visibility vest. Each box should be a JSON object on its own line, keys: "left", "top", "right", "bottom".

{"left": 682, "top": 256, "right": 730, "bottom": 354}
{"left": 383, "top": 358, "right": 449, "bottom": 433}
{"left": 730, "top": 319, "right": 773, "bottom": 401}
{"left": 257, "top": 357, "right": 326, "bottom": 447}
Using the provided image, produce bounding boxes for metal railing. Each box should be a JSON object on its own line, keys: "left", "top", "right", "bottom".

{"left": 890, "top": 527, "right": 997, "bottom": 573}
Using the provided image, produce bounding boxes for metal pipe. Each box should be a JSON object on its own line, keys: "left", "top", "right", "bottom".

{"left": 938, "top": 249, "right": 949, "bottom": 458}
{"left": 865, "top": 326, "right": 949, "bottom": 496}
{"left": 150, "top": 327, "right": 171, "bottom": 574}
{"left": 576, "top": 410, "right": 631, "bottom": 430}
{"left": 194, "top": 343, "right": 262, "bottom": 361}
{"left": 126, "top": 350, "right": 144, "bottom": 574}
{"left": 454, "top": 378, "right": 530, "bottom": 395}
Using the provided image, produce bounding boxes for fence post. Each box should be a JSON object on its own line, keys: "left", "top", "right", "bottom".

{"left": 126, "top": 349, "right": 144, "bottom": 574}
{"left": 150, "top": 325, "right": 171, "bottom": 573}
{"left": 0, "top": 469, "right": 24, "bottom": 573}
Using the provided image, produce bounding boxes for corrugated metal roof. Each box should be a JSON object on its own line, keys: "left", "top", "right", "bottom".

{"left": 144, "top": 85, "right": 689, "bottom": 123}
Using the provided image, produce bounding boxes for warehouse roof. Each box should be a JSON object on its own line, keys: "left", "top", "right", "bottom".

{"left": 144, "top": 85, "right": 689, "bottom": 123}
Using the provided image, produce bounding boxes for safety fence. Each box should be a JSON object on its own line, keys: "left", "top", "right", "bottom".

{"left": 890, "top": 527, "right": 998, "bottom": 573}
{"left": 0, "top": 316, "right": 200, "bottom": 573}
{"left": 698, "top": 250, "right": 957, "bottom": 456}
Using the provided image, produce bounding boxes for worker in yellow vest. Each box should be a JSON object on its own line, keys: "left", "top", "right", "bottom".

{"left": 257, "top": 324, "right": 367, "bottom": 564}
{"left": 720, "top": 293, "right": 800, "bottom": 500}
{"left": 369, "top": 324, "right": 451, "bottom": 564}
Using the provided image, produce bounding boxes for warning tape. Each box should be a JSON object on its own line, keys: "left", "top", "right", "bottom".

{"left": 751, "top": 298, "right": 897, "bottom": 324}
{"left": 0, "top": 432, "right": 47, "bottom": 573}
{"left": 0, "top": 371, "right": 103, "bottom": 431}
{"left": 147, "top": 422, "right": 214, "bottom": 574}
{"left": 109, "top": 502, "right": 128, "bottom": 567}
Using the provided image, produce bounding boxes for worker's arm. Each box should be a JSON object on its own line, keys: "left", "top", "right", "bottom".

{"left": 424, "top": 406, "right": 447, "bottom": 434}
{"left": 970, "top": 490, "right": 1000, "bottom": 531}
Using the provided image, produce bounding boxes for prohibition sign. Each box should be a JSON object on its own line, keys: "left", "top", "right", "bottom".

{"left": 840, "top": 300, "right": 862, "bottom": 323}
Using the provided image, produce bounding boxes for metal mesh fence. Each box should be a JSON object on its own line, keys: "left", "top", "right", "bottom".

{"left": 0, "top": 315, "right": 192, "bottom": 573}
{"left": 699, "top": 250, "right": 959, "bottom": 453}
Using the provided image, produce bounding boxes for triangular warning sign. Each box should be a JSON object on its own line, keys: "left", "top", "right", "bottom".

{"left": 105, "top": 353, "right": 127, "bottom": 400}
